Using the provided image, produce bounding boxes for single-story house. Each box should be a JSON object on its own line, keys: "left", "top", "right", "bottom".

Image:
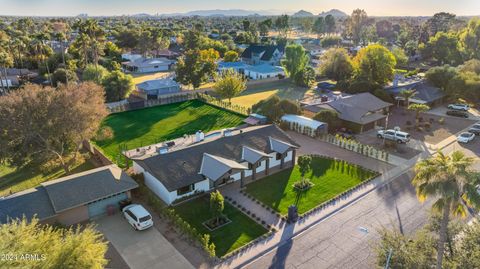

{"left": 303, "top": 92, "right": 392, "bottom": 133}
{"left": 217, "top": 61, "right": 249, "bottom": 73}
{"left": 217, "top": 61, "right": 284, "bottom": 80}
{"left": 281, "top": 114, "right": 327, "bottom": 137}
{"left": 241, "top": 45, "right": 285, "bottom": 66}
{"left": 122, "top": 57, "right": 175, "bottom": 73}
{"left": 0, "top": 165, "right": 138, "bottom": 225}
{"left": 136, "top": 78, "right": 181, "bottom": 100}
{"left": 385, "top": 80, "right": 445, "bottom": 107}
{"left": 244, "top": 64, "right": 285, "bottom": 80}
{"left": 131, "top": 125, "right": 299, "bottom": 205}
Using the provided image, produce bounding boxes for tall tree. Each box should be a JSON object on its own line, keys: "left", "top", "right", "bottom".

{"left": 281, "top": 44, "right": 309, "bottom": 83}
{"left": 102, "top": 70, "right": 134, "bottom": 102}
{"left": 0, "top": 217, "right": 108, "bottom": 269}
{"left": 319, "top": 48, "right": 354, "bottom": 82}
{"left": 275, "top": 15, "right": 290, "bottom": 38}
{"left": 313, "top": 17, "right": 325, "bottom": 37}
{"left": 214, "top": 69, "right": 247, "bottom": 103}
{"left": 399, "top": 89, "right": 416, "bottom": 107}
{"left": 175, "top": 49, "right": 219, "bottom": 89}
{"left": 324, "top": 15, "right": 336, "bottom": 34}
{"left": 421, "top": 32, "right": 462, "bottom": 65}
{"left": 0, "top": 82, "right": 108, "bottom": 173}
{"left": 408, "top": 103, "right": 430, "bottom": 128}
{"left": 223, "top": 50, "right": 239, "bottom": 62}
{"left": 412, "top": 151, "right": 480, "bottom": 269}
{"left": 348, "top": 9, "right": 369, "bottom": 45}
{"left": 353, "top": 44, "right": 396, "bottom": 86}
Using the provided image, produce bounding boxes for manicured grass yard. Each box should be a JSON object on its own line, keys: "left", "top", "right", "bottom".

{"left": 0, "top": 159, "right": 96, "bottom": 196}
{"left": 93, "top": 100, "right": 245, "bottom": 164}
{"left": 174, "top": 196, "right": 268, "bottom": 257}
{"left": 228, "top": 80, "right": 314, "bottom": 108}
{"left": 246, "top": 156, "right": 377, "bottom": 215}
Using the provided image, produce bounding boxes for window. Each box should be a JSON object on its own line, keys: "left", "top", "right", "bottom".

{"left": 126, "top": 210, "right": 137, "bottom": 221}
{"left": 139, "top": 215, "right": 151, "bottom": 222}
{"left": 154, "top": 65, "right": 159, "bottom": 68}
{"left": 276, "top": 153, "right": 282, "bottom": 160}
{"left": 177, "top": 184, "right": 195, "bottom": 196}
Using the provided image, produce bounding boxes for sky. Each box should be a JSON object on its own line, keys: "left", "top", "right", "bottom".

{"left": 1, "top": 0, "right": 479, "bottom": 17}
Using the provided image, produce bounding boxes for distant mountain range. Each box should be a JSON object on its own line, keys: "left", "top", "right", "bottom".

{"left": 319, "top": 9, "right": 348, "bottom": 18}
{"left": 131, "top": 9, "right": 349, "bottom": 18}
{"left": 292, "top": 10, "right": 314, "bottom": 17}
{"left": 159, "top": 9, "right": 278, "bottom": 17}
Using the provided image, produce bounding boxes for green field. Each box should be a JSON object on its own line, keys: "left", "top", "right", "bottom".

{"left": 93, "top": 100, "right": 245, "bottom": 165}
{"left": 229, "top": 80, "right": 314, "bottom": 108}
{"left": 246, "top": 156, "right": 377, "bottom": 215}
{"left": 174, "top": 196, "right": 268, "bottom": 257}
{"left": 0, "top": 159, "right": 95, "bottom": 196}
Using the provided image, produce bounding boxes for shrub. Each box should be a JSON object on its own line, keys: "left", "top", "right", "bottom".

{"left": 439, "top": 117, "right": 445, "bottom": 125}
{"left": 429, "top": 118, "right": 435, "bottom": 124}
{"left": 424, "top": 122, "right": 431, "bottom": 130}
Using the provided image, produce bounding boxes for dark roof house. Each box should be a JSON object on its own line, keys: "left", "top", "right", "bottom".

{"left": 303, "top": 92, "right": 392, "bottom": 133}
{"left": 134, "top": 124, "right": 299, "bottom": 192}
{"left": 0, "top": 165, "right": 138, "bottom": 224}
{"left": 385, "top": 80, "right": 445, "bottom": 106}
{"left": 241, "top": 45, "right": 285, "bottom": 66}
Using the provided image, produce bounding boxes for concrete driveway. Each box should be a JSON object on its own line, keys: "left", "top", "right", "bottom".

{"left": 427, "top": 106, "right": 480, "bottom": 120}
{"left": 95, "top": 214, "right": 194, "bottom": 269}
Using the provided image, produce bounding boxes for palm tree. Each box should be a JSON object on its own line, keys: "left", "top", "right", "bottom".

{"left": 399, "top": 89, "right": 416, "bottom": 108}
{"left": 412, "top": 151, "right": 480, "bottom": 269}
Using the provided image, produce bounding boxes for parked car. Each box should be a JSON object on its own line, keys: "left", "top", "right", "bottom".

{"left": 468, "top": 124, "right": 480, "bottom": 135}
{"left": 448, "top": 104, "right": 470, "bottom": 111}
{"left": 446, "top": 110, "right": 469, "bottom": 118}
{"left": 122, "top": 204, "right": 153, "bottom": 231}
{"left": 457, "top": 132, "right": 475, "bottom": 143}
{"left": 377, "top": 129, "right": 411, "bottom": 143}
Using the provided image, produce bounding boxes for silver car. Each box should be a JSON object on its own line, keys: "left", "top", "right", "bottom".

{"left": 377, "top": 129, "right": 411, "bottom": 144}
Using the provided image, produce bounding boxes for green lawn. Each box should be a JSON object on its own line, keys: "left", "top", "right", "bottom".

{"left": 228, "top": 80, "right": 314, "bottom": 108}
{"left": 174, "top": 196, "right": 268, "bottom": 257}
{"left": 246, "top": 156, "right": 377, "bottom": 215}
{"left": 93, "top": 100, "right": 245, "bottom": 164}
{"left": 0, "top": 159, "right": 96, "bottom": 196}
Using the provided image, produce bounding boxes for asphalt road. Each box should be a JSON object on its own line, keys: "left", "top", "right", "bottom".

{"left": 244, "top": 171, "right": 434, "bottom": 269}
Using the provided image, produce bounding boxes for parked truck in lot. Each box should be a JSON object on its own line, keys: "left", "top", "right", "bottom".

{"left": 377, "top": 129, "right": 411, "bottom": 144}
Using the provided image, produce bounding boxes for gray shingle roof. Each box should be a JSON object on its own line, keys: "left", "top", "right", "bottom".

{"left": 242, "top": 146, "right": 270, "bottom": 164}
{"left": 385, "top": 81, "right": 445, "bottom": 104}
{"left": 135, "top": 124, "right": 299, "bottom": 192}
{"left": 0, "top": 187, "right": 55, "bottom": 224}
{"left": 200, "top": 153, "right": 248, "bottom": 181}
{"left": 41, "top": 165, "right": 138, "bottom": 213}
{"left": 269, "top": 137, "right": 298, "bottom": 154}
{"left": 313, "top": 93, "right": 392, "bottom": 124}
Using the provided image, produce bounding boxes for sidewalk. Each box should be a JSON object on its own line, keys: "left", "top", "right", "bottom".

{"left": 215, "top": 153, "right": 426, "bottom": 269}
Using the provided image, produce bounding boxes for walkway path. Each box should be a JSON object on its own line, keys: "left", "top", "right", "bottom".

{"left": 222, "top": 182, "right": 282, "bottom": 228}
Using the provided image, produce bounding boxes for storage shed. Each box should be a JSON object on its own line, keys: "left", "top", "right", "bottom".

{"left": 281, "top": 114, "right": 327, "bottom": 137}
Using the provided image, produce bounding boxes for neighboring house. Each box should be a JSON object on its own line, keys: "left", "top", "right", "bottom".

{"left": 280, "top": 114, "right": 327, "bottom": 137}
{"left": 385, "top": 80, "right": 445, "bottom": 107}
{"left": 0, "top": 165, "right": 138, "bottom": 225}
{"left": 131, "top": 125, "right": 299, "bottom": 205}
{"left": 244, "top": 64, "right": 285, "bottom": 80}
{"left": 0, "top": 68, "right": 38, "bottom": 89}
{"left": 241, "top": 45, "right": 284, "bottom": 66}
{"left": 122, "top": 57, "right": 175, "bottom": 73}
{"left": 155, "top": 49, "right": 180, "bottom": 59}
{"left": 136, "top": 78, "right": 181, "bottom": 100}
{"left": 303, "top": 92, "right": 392, "bottom": 133}
{"left": 217, "top": 61, "right": 284, "bottom": 80}
{"left": 121, "top": 53, "right": 143, "bottom": 62}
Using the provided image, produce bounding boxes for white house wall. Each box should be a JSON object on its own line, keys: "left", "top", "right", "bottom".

{"left": 144, "top": 171, "right": 173, "bottom": 204}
